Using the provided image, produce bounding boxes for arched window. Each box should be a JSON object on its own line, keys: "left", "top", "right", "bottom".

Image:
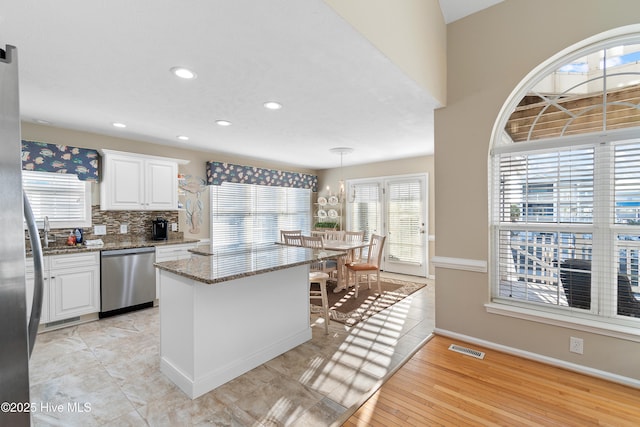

{"left": 489, "top": 27, "right": 640, "bottom": 332}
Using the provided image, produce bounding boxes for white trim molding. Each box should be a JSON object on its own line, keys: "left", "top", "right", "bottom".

{"left": 431, "top": 256, "right": 487, "bottom": 273}
{"left": 434, "top": 328, "right": 640, "bottom": 390}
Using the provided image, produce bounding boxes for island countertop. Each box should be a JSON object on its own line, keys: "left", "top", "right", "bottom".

{"left": 154, "top": 244, "right": 343, "bottom": 284}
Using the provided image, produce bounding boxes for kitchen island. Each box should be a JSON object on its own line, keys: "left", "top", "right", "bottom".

{"left": 154, "top": 244, "right": 342, "bottom": 399}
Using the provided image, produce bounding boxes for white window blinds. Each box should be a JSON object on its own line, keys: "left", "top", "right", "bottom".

{"left": 494, "top": 140, "right": 640, "bottom": 320}
{"left": 614, "top": 142, "right": 640, "bottom": 317}
{"left": 210, "top": 182, "right": 311, "bottom": 251}
{"left": 22, "top": 171, "right": 92, "bottom": 228}
{"left": 499, "top": 148, "right": 594, "bottom": 224}
{"left": 614, "top": 142, "right": 640, "bottom": 225}
{"left": 347, "top": 182, "right": 381, "bottom": 242}
{"left": 387, "top": 179, "right": 423, "bottom": 264}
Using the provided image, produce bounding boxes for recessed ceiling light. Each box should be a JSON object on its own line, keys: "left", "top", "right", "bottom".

{"left": 216, "top": 120, "right": 232, "bottom": 126}
{"left": 112, "top": 122, "right": 126, "bottom": 128}
{"left": 34, "top": 119, "right": 50, "bottom": 125}
{"left": 263, "top": 101, "right": 282, "bottom": 110}
{"left": 170, "top": 67, "right": 197, "bottom": 79}
{"left": 177, "top": 135, "right": 189, "bottom": 141}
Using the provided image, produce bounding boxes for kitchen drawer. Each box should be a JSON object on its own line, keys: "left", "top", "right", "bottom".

{"left": 49, "top": 252, "right": 99, "bottom": 269}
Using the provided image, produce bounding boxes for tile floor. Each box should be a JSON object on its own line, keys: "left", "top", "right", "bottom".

{"left": 29, "top": 273, "right": 434, "bottom": 426}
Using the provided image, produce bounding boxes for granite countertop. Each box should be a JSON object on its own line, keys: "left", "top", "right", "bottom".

{"left": 26, "top": 238, "right": 200, "bottom": 257}
{"left": 155, "top": 244, "right": 344, "bottom": 284}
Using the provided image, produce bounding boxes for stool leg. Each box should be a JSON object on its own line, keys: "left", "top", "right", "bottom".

{"left": 320, "top": 279, "right": 329, "bottom": 334}
{"left": 354, "top": 272, "right": 360, "bottom": 299}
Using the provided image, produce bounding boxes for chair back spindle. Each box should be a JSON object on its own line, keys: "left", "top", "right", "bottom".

{"left": 283, "top": 234, "right": 303, "bottom": 247}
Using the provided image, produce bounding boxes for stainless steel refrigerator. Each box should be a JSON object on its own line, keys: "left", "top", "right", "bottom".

{"left": 0, "top": 44, "right": 45, "bottom": 427}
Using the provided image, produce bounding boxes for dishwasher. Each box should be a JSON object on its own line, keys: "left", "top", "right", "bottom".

{"left": 100, "top": 246, "right": 156, "bottom": 318}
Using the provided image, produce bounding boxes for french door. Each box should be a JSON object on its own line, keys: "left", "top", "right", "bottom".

{"left": 346, "top": 174, "right": 427, "bottom": 277}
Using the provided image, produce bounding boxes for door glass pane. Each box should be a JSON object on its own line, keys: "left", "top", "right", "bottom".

{"left": 387, "top": 179, "right": 423, "bottom": 265}
{"left": 347, "top": 182, "right": 381, "bottom": 242}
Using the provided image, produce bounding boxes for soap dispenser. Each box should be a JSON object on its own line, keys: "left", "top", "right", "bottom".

{"left": 66, "top": 231, "right": 76, "bottom": 246}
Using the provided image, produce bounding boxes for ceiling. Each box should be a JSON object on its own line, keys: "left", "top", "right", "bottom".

{"left": 1, "top": 1, "right": 500, "bottom": 170}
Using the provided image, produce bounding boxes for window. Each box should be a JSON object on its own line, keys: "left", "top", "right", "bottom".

{"left": 22, "top": 171, "right": 92, "bottom": 228}
{"left": 491, "top": 32, "right": 640, "bottom": 331}
{"left": 210, "top": 182, "right": 311, "bottom": 251}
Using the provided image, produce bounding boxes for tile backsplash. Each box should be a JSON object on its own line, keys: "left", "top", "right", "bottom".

{"left": 89, "top": 206, "right": 179, "bottom": 238}
{"left": 26, "top": 206, "right": 181, "bottom": 248}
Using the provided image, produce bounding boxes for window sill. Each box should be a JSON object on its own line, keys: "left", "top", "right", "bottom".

{"left": 485, "top": 301, "right": 640, "bottom": 343}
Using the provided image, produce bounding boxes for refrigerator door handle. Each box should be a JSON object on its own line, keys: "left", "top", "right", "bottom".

{"left": 23, "top": 190, "right": 44, "bottom": 357}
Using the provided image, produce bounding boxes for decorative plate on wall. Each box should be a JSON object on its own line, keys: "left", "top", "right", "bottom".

{"left": 317, "top": 196, "right": 327, "bottom": 206}
{"left": 318, "top": 209, "right": 327, "bottom": 218}
{"left": 328, "top": 209, "right": 338, "bottom": 218}
{"left": 328, "top": 195, "right": 339, "bottom": 205}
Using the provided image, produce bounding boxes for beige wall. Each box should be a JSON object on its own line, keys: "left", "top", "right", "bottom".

{"left": 435, "top": 0, "right": 640, "bottom": 379}
{"left": 21, "top": 122, "right": 317, "bottom": 242}
{"left": 318, "top": 155, "right": 435, "bottom": 277}
{"left": 324, "top": 0, "right": 447, "bottom": 106}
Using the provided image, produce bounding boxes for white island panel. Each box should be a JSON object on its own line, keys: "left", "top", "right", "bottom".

{"left": 159, "top": 264, "right": 311, "bottom": 399}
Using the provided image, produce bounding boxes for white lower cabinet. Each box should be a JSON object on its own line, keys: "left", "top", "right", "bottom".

{"left": 26, "top": 258, "right": 50, "bottom": 324}
{"left": 26, "top": 252, "right": 100, "bottom": 325}
{"left": 155, "top": 243, "right": 197, "bottom": 298}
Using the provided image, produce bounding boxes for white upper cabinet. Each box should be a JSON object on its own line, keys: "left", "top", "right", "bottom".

{"left": 100, "top": 150, "right": 188, "bottom": 210}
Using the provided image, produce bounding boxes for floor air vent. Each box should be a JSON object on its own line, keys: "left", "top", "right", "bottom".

{"left": 448, "top": 344, "right": 485, "bottom": 359}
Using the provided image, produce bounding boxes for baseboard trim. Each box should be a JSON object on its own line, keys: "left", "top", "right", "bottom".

{"left": 431, "top": 256, "right": 487, "bottom": 273}
{"left": 434, "top": 328, "right": 640, "bottom": 390}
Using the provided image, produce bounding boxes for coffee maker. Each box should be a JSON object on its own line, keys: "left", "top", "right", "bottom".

{"left": 152, "top": 217, "right": 168, "bottom": 240}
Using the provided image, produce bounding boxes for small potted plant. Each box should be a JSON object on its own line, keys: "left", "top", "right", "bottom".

{"left": 314, "top": 221, "right": 339, "bottom": 230}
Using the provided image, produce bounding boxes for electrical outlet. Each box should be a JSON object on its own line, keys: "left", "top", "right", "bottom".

{"left": 120, "top": 224, "right": 128, "bottom": 234}
{"left": 94, "top": 224, "right": 107, "bottom": 235}
{"left": 569, "top": 337, "right": 584, "bottom": 354}
{"left": 171, "top": 222, "right": 177, "bottom": 232}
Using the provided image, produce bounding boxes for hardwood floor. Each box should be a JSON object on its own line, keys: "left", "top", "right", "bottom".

{"left": 343, "top": 335, "right": 640, "bottom": 426}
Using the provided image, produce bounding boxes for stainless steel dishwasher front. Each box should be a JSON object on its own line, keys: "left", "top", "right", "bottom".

{"left": 100, "top": 246, "right": 156, "bottom": 317}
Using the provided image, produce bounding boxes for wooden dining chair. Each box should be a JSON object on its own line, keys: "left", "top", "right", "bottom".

{"left": 280, "top": 229, "right": 302, "bottom": 242}
{"left": 282, "top": 233, "right": 303, "bottom": 246}
{"left": 324, "top": 230, "right": 345, "bottom": 241}
{"left": 302, "top": 235, "right": 324, "bottom": 249}
{"left": 345, "top": 234, "right": 386, "bottom": 298}
{"left": 302, "top": 235, "right": 338, "bottom": 277}
{"left": 301, "top": 235, "right": 331, "bottom": 333}
{"left": 344, "top": 230, "right": 365, "bottom": 263}
{"left": 310, "top": 230, "right": 327, "bottom": 239}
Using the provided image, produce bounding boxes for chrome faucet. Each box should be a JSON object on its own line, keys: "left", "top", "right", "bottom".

{"left": 43, "top": 216, "right": 51, "bottom": 248}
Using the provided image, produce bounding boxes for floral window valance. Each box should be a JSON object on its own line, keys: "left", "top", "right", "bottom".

{"left": 22, "top": 140, "right": 99, "bottom": 182}
{"left": 206, "top": 161, "right": 317, "bottom": 192}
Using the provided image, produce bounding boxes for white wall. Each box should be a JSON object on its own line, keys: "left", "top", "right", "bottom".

{"left": 324, "top": 0, "right": 447, "bottom": 106}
